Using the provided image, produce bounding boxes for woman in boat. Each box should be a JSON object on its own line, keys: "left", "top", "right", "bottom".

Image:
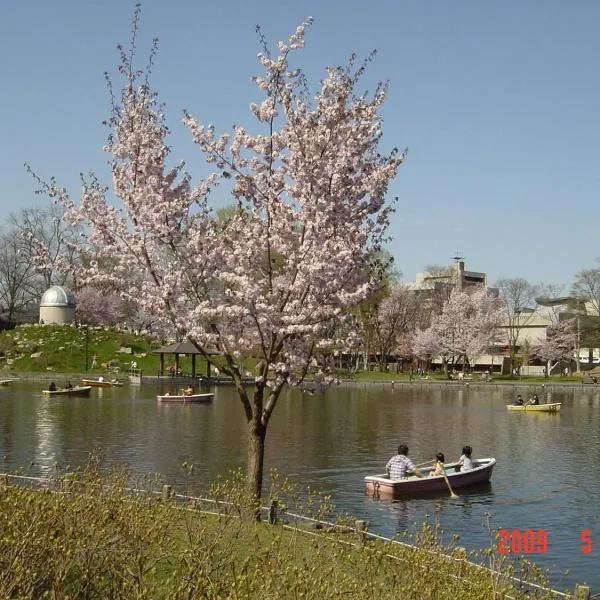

{"left": 530, "top": 394, "right": 540, "bottom": 405}
{"left": 458, "top": 446, "right": 473, "bottom": 471}
{"left": 48, "top": 381, "right": 57, "bottom": 392}
{"left": 429, "top": 453, "right": 446, "bottom": 477}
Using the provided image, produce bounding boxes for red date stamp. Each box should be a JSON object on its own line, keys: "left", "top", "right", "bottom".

{"left": 498, "top": 529, "right": 593, "bottom": 555}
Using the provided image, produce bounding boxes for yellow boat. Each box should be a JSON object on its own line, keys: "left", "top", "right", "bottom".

{"left": 506, "top": 402, "right": 561, "bottom": 412}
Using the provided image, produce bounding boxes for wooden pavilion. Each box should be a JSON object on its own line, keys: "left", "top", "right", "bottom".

{"left": 152, "top": 340, "right": 213, "bottom": 378}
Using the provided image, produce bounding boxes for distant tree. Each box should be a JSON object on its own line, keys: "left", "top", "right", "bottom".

{"left": 421, "top": 288, "right": 504, "bottom": 374}
{"left": 354, "top": 250, "right": 398, "bottom": 371}
{"left": 495, "top": 277, "right": 539, "bottom": 373}
{"left": 11, "top": 205, "right": 80, "bottom": 289}
{"left": 371, "top": 283, "right": 420, "bottom": 371}
{"left": 572, "top": 261, "right": 600, "bottom": 316}
{"left": 533, "top": 319, "right": 577, "bottom": 375}
{"left": 0, "top": 226, "right": 40, "bottom": 321}
{"left": 75, "top": 287, "right": 127, "bottom": 327}
{"left": 412, "top": 326, "right": 440, "bottom": 369}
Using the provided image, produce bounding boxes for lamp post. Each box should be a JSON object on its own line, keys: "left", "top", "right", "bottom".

{"left": 84, "top": 326, "right": 89, "bottom": 371}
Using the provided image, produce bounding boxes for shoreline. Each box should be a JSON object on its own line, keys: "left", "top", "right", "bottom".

{"left": 6, "top": 371, "right": 600, "bottom": 393}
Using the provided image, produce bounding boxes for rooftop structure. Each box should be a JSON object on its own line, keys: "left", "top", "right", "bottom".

{"left": 39, "top": 285, "right": 76, "bottom": 325}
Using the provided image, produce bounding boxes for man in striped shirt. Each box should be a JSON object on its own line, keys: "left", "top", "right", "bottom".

{"left": 386, "top": 444, "right": 423, "bottom": 480}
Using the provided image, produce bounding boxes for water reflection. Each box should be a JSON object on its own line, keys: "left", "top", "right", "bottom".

{"left": 0, "top": 382, "right": 598, "bottom": 592}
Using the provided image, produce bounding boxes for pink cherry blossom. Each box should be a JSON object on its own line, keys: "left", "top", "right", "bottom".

{"left": 33, "top": 12, "right": 403, "bottom": 501}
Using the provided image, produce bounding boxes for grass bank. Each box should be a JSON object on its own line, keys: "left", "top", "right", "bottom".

{"left": 0, "top": 324, "right": 208, "bottom": 379}
{"left": 0, "top": 324, "right": 593, "bottom": 390}
{"left": 0, "top": 464, "right": 567, "bottom": 600}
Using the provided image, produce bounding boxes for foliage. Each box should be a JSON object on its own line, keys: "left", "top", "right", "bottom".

{"left": 0, "top": 464, "right": 562, "bottom": 600}
{"left": 495, "top": 277, "right": 539, "bottom": 370}
{"left": 33, "top": 9, "right": 403, "bottom": 500}
{"left": 532, "top": 319, "right": 577, "bottom": 371}
{"left": 75, "top": 286, "right": 129, "bottom": 326}
{"left": 371, "top": 283, "right": 422, "bottom": 370}
{"left": 572, "top": 259, "right": 600, "bottom": 315}
{"left": 414, "top": 288, "right": 505, "bottom": 370}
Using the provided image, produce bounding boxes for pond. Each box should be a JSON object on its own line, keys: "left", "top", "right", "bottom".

{"left": 0, "top": 380, "right": 598, "bottom": 593}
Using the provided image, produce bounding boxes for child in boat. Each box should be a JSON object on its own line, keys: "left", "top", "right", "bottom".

{"left": 429, "top": 453, "right": 446, "bottom": 477}
{"left": 458, "top": 446, "right": 473, "bottom": 472}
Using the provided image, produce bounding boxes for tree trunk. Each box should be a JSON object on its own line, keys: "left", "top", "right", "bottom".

{"left": 247, "top": 416, "right": 267, "bottom": 505}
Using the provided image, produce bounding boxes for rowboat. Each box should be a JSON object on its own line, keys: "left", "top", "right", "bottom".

{"left": 42, "top": 386, "right": 92, "bottom": 397}
{"left": 80, "top": 378, "right": 124, "bottom": 388}
{"left": 0, "top": 379, "right": 16, "bottom": 386}
{"left": 365, "top": 458, "right": 496, "bottom": 498}
{"left": 506, "top": 403, "right": 561, "bottom": 412}
{"left": 157, "top": 393, "right": 214, "bottom": 403}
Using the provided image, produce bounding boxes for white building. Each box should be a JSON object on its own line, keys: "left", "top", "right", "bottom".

{"left": 39, "top": 286, "right": 76, "bottom": 325}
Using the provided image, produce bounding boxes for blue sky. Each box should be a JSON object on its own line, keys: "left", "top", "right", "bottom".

{"left": 1, "top": 1, "right": 598, "bottom": 288}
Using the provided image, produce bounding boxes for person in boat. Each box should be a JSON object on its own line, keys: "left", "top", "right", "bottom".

{"left": 183, "top": 385, "right": 194, "bottom": 396}
{"left": 386, "top": 444, "right": 423, "bottom": 480}
{"left": 513, "top": 395, "right": 524, "bottom": 406}
{"left": 429, "top": 453, "right": 446, "bottom": 477}
{"left": 65, "top": 381, "right": 73, "bottom": 389}
{"left": 530, "top": 394, "right": 540, "bottom": 405}
{"left": 48, "top": 381, "right": 57, "bottom": 392}
{"left": 458, "top": 445, "right": 473, "bottom": 472}
{"left": 98, "top": 376, "right": 104, "bottom": 383}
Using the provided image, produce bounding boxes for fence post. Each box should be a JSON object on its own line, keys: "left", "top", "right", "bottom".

{"left": 161, "top": 484, "right": 172, "bottom": 502}
{"left": 574, "top": 584, "right": 590, "bottom": 600}
{"left": 354, "top": 520, "right": 367, "bottom": 549}
{"left": 454, "top": 547, "right": 468, "bottom": 579}
{"left": 269, "top": 500, "right": 278, "bottom": 524}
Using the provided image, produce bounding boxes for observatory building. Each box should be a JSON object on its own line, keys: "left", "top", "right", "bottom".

{"left": 39, "top": 286, "right": 76, "bottom": 325}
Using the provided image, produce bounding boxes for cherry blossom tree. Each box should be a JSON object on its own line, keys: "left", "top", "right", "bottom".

{"left": 412, "top": 326, "right": 440, "bottom": 369}
{"left": 34, "top": 10, "right": 404, "bottom": 502}
{"left": 416, "top": 288, "right": 505, "bottom": 373}
{"left": 533, "top": 319, "right": 577, "bottom": 375}
{"left": 75, "top": 287, "right": 128, "bottom": 327}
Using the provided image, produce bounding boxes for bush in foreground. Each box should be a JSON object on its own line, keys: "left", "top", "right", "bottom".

{"left": 0, "top": 463, "right": 564, "bottom": 599}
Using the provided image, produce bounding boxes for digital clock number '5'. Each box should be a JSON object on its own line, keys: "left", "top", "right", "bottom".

{"left": 581, "top": 530, "right": 593, "bottom": 555}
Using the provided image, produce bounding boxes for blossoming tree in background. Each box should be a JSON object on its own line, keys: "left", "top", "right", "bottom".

{"left": 34, "top": 10, "right": 404, "bottom": 501}
{"left": 533, "top": 319, "right": 577, "bottom": 375}
{"left": 414, "top": 288, "right": 505, "bottom": 374}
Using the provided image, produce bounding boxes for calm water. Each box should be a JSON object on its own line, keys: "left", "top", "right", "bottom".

{"left": 1, "top": 381, "right": 599, "bottom": 593}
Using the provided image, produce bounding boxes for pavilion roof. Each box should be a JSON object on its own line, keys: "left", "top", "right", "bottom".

{"left": 152, "top": 341, "right": 216, "bottom": 355}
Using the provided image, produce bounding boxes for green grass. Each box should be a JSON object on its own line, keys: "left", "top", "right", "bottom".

{"left": 346, "top": 368, "right": 586, "bottom": 386}
{"left": 0, "top": 465, "right": 564, "bottom": 599}
{"left": 0, "top": 324, "right": 591, "bottom": 389}
{"left": 0, "top": 324, "right": 210, "bottom": 377}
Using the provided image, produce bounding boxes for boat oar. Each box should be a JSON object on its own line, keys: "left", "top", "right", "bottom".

{"left": 442, "top": 468, "right": 459, "bottom": 499}
{"left": 414, "top": 459, "right": 435, "bottom": 469}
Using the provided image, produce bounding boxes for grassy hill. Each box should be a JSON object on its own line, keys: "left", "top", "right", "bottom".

{"left": 0, "top": 324, "right": 209, "bottom": 377}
